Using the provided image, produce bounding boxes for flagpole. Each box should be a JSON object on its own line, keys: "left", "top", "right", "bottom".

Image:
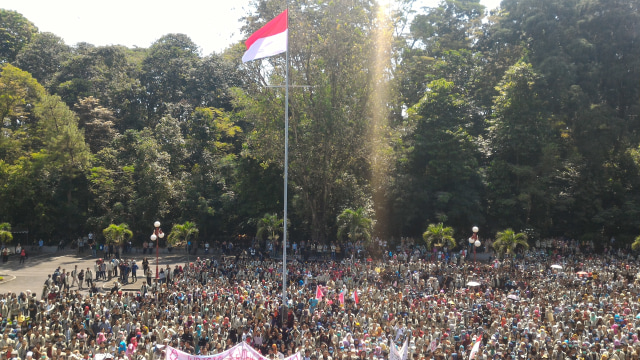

{"left": 282, "top": 1, "right": 290, "bottom": 322}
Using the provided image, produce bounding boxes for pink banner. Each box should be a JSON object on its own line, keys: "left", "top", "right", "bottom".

{"left": 165, "top": 343, "right": 301, "bottom": 360}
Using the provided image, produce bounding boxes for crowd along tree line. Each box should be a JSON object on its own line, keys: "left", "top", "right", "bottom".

{"left": 0, "top": 0, "right": 638, "bottom": 252}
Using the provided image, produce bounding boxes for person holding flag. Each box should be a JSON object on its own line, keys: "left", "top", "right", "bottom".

{"left": 468, "top": 335, "right": 482, "bottom": 360}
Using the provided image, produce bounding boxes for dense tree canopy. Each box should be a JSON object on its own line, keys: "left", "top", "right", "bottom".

{"left": 0, "top": 0, "right": 639, "bottom": 250}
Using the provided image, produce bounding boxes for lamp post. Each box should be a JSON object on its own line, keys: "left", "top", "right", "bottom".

{"left": 150, "top": 221, "right": 164, "bottom": 279}
{"left": 470, "top": 226, "right": 479, "bottom": 263}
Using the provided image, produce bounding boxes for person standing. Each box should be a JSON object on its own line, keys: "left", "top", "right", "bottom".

{"left": 71, "top": 265, "right": 79, "bottom": 287}
{"left": 85, "top": 267, "right": 93, "bottom": 288}
{"left": 78, "top": 270, "right": 84, "bottom": 290}
{"left": 131, "top": 261, "right": 138, "bottom": 282}
{"left": 145, "top": 268, "right": 152, "bottom": 287}
{"left": 19, "top": 248, "right": 26, "bottom": 264}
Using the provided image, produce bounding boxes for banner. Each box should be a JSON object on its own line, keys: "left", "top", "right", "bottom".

{"left": 389, "top": 340, "right": 401, "bottom": 360}
{"left": 165, "top": 343, "right": 301, "bottom": 360}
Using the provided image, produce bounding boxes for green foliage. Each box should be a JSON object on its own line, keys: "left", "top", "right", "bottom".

{"left": 15, "top": 32, "right": 71, "bottom": 86}
{"left": 492, "top": 228, "right": 529, "bottom": 256}
{"left": 167, "top": 221, "right": 199, "bottom": 247}
{"left": 0, "top": 223, "right": 12, "bottom": 244}
{"left": 256, "top": 213, "right": 284, "bottom": 242}
{"left": 422, "top": 223, "right": 456, "bottom": 250}
{"left": 0, "top": 0, "right": 638, "bottom": 247}
{"left": 102, "top": 223, "right": 133, "bottom": 246}
{"left": 0, "top": 10, "right": 38, "bottom": 63}
{"left": 337, "top": 207, "right": 374, "bottom": 244}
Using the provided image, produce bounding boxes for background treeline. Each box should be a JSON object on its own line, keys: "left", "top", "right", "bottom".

{"left": 0, "top": 0, "right": 638, "bottom": 249}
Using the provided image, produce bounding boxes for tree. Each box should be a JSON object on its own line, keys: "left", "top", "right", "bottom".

{"left": 238, "top": 0, "right": 379, "bottom": 242}
{"left": 15, "top": 32, "right": 72, "bottom": 86}
{"left": 337, "top": 208, "right": 374, "bottom": 244}
{"left": 256, "top": 213, "right": 284, "bottom": 242}
{"left": 0, "top": 10, "right": 38, "bottom": 64}
{"left": 73, "top": 96, "right": 118, "bottom": 153}
{"left": 422, "top": 223, "right": 456, "bottom": 250}
{"left": 102, "top": 223, "right": 133, "bottom": 246}
{"left": 492, "top": 228, "right": 529, "bottom": 257}
{"left": 0, "top": 223, "right": 12, "bottom": 244}
{"left": 141, "top": 34, "right": 200, "bottom": 122}
{"left": 633, "top": 235, "right": 640, "bottom": 252}
{"left": 167, "top": 221, "right": 199, "bottom": 248}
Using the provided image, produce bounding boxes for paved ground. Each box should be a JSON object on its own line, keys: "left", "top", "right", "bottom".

{"left": 0, "top": 249, "right": 198, "bottom": 296}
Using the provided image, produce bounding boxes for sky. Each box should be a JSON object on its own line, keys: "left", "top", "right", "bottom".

{"left": 4, "top": 0, "right": 502, "bottom": 56}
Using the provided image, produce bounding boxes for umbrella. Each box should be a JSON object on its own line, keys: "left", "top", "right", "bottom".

{"left": 551, "top": 264, "right": 563, "bottom": 269}
{"left": 467, "top": 281, "right": 481, "bottom": 287}
{"left": 576, "top": 271, "right": 589, "bottom": 277}
{"left": 507, "top": 294, "right": 520, "bottom": 301}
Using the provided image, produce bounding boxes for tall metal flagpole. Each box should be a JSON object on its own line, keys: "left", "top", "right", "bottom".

{"left": 282, "top": 1, "right": 290, "bottom": 320}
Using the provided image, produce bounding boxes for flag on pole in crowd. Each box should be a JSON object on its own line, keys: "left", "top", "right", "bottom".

{"left": 389, "top": 340, "right": 401, "bottom": 360}
{"left": 339, "top": 291, "right": 345, "bottom": 306}
{"left": 242, "top": 9, "right": 288, "bottom": 63}
{"left": 468, "top": 336, "right": 482, "bottom": 360}
{"left": 315, "top": 285, "right": 324, "bottom": 301}
{"left": 352, "top": 289, "right": 359, "bottom": 304}
{"left": 400, "top": 338, "right": 409, "bottom": 360}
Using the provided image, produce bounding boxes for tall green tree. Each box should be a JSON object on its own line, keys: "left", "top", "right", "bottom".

{"left": 337, "top": 207, "right": 374, "bottom": 244}
{"left": 485, "top": 62, "right": 563, "bottom": 234}
{"left": 237, "top": 0, "right": 378, "bottom": 242}
{"left": 393, "top": 79, "right": 484, "bottom": 235}
{"left": 0, "top": 10, "right": 38, "bottom": 64}
{"left": 15, "top": 32, "right": 71, "bottom": 86}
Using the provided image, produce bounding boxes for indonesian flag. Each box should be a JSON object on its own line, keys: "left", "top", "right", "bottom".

{"left": 339, "top": 291, "right": 345, "bottom": 306}
{"left": 315, "top": 285, "right": 324, "bottom": 301}
{"left": 352, "top": 289, "right": 359, "bottom": 304}
{"left": 242, "top": 9, "right": 288, "bottom": 62}
{"left": 468, "top": 336, "right": 482, "bottom": 360}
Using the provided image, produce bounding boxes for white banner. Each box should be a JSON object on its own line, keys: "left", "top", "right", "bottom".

{"left": 165, "top": 343, "right": 301, "bottom": 360}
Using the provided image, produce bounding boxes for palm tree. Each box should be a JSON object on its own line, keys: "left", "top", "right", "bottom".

{"left": 102, "top": 223, "right": 133, "bottom": 246}
{"left": 0, "top": 223, "right": 13, "bottom": 244}
{"left": 256, "top": 214, "right": 284, "bottom": 242}
{"left": 492, "top": 228, "right": 529, "bottom": 257}
{"left": 168, "top": 221, "right": 199, "bottom": 249}
{"left": 337, "top": 207, "right": 373, "bottom": 243}
{"left": 422, "top": 223, "right": 456, "bottom": 250}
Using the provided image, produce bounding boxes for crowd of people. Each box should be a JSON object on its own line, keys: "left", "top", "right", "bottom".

{"left": 1, "top": 241, "right": 639, "bottom": 360}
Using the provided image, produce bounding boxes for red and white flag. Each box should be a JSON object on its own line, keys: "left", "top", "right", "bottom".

{"left": 315, "top": 285, "right": 324, "bottom": 301}
{"left": 352, "top": 289, "right": 359, "bottom": 304}
{"left": 468, "top": 336, "right": 482, "bottom": 360}
{"left": 242, "top": 9, "right": 288, "bottom": 63}
{"left": 339, "top": 291, "right": 345, "bottom": 306}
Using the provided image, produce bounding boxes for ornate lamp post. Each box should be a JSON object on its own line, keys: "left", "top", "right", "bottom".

{"left": 150, "top": 221, "right": 164, "bottom": 279}
{"left": 470, "top": 226, "right": 479, "bottom": 263}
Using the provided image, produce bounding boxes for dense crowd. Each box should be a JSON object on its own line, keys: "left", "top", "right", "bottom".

{"left": 1, "top": 241, "right": 640, "bottom": 360}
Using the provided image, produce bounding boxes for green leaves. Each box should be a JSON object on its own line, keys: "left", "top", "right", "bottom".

{"left": 337, "top": 207, "right": 374, "bottom": 243}
{"left": 102, "top": 223, "right": 133, "bottom": 246}
{"left": 167, "top": 221, "right": 199, "bottom": 247}
{"left": 492, "top": 228, "right": 529, "bottom": 256}
{"left": 256, "top": 213, "right": 284, "bottom": 242}
{"left": 0, "top": 222, "right": 12, "bottom": 244}
{"left": 422, "top": 223, "right": 456, "bottom": 250}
